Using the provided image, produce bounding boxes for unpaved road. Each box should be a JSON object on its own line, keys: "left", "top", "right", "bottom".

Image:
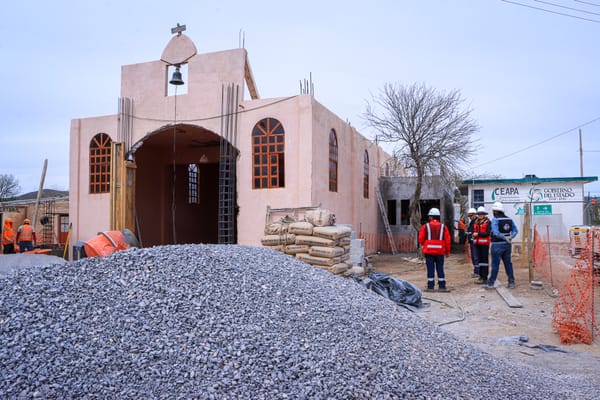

{"left": 369, "top": 252, "right": 600, "bottom": 381}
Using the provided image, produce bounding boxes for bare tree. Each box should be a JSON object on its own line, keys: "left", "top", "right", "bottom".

{"left": 0, "top": 174, "right": 21, "bottom": 201}
{"left": 364, "top": 83, "right": 479, "bottom": 232}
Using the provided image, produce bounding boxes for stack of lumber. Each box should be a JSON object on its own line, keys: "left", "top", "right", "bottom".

{"left": 261, "top": 210, "right": 352, "bottom": 275}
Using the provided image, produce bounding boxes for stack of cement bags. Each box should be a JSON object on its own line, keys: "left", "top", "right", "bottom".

{"left": 261, "top": 209, "right": 352, "bottom": 274}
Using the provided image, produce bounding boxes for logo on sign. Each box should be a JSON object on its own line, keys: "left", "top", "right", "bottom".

{"left": 528, "top": 187, "right": 544, "bottom": 202}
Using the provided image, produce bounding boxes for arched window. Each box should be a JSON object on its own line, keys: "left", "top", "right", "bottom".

{"left": 89, "top": 133, "right": 112, "bottom": 194}
{"left": 188, "top": 164, "right": 199, "bottom": 204}
{"left": 252, "top": 118, "right": 285, "bottom": 189}
{"left": 363, "top": 150, "right": 369, "bottom": 199}
{"left": 329, "top": 129, "right": 338, "bottom": 192}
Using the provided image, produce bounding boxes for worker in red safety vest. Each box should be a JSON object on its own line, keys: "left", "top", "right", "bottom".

{"left": 418, "top": 208, "right": 451, "bottom": 293}
{"left": 2, "top": 218, "right": 16, "bottom": 254}
{"left": 472, "top": 206, "right": 491, "bottom": 284}
{"left": 16, "top": 218, "right": 37, "bottom": 253}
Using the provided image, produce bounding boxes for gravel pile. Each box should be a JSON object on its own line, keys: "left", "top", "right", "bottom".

{"left": 1, "top": 244, "right": 598, "bottom": 399}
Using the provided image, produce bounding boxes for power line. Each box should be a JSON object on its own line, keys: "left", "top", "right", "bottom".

{"left": 534, "top": 0, "right": 600, "bottom": 16}
{"left": 500, "top": 0, "right": 600, "bottom": 23}
{"left": 127, "top": 95, "right": 297, "bottom": 123}
{"left": 575, "top": 0, "right": 600, "bottom": 7}
{"left": 474, "top": 115, "right": 600, "bottom": 168}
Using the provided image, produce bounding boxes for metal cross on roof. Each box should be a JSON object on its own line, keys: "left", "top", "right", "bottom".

{"left": 171, "top": 23, "right": 186, "bottom": 36}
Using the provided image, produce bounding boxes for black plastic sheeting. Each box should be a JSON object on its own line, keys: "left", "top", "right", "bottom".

{"left": 355, "top": 272, "right": 427, "bottom": 312}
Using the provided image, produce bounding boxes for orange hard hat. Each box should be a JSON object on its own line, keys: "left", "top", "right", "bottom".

{"left": 24, "top": 218, "right": 31, "bottom": 224}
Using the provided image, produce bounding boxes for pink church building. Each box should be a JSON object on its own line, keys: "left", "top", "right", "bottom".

{"left": 69, "top": 28, "right": 396, "bottom": 252}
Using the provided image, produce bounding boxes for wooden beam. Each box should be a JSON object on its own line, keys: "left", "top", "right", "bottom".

{"left": 496, "top": 283, "right": 523, "bottom": 308}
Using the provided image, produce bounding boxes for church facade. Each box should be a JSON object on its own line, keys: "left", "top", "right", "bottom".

{"left": 69, "top": 29, "right": 395, "bottom": 251}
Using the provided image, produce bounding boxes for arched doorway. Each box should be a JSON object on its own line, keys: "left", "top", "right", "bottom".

{"left": 132, "top": 123, "right": 237, "bottom": 247}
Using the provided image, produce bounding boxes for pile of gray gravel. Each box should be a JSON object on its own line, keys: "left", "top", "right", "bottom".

{"left": 1, "top": 244, "right": 598, "bottom": 399}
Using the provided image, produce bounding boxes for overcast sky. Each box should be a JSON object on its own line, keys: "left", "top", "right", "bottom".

{"left": 1, "top": 0, "right": 599, "bottom": 195}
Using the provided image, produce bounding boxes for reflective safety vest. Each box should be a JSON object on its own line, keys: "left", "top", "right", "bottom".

{"left": 422, "top": 223, "right": 446, "bottom": 256}
{"left": 18, "top": 224, "right": 34, "bottom": 242}
{"left": 474, "top": 219, "right": 490, "bottom": 246}
{"left": 2, "top": 226, "right": 15, "bottom": 245}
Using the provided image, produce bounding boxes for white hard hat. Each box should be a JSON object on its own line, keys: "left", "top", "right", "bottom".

{"left": 467, "top": 208, "right": 477, "bottom": 215}
{"left": 428, "top": 208, "right": 441, "bottom": 216}
{"left": 492, "top": 201, "right": 504, "bottom": 212}
{"left": 476, "top": 206, "right": 487, "bottom": 214}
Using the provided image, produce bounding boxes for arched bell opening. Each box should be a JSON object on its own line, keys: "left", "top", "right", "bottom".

{"left": 132, "top": 123, "right": 238, "bottom": 247}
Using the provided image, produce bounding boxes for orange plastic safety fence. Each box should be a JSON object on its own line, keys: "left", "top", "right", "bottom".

{"left": 534, "top": 225, "right": 600, "bottom": 344}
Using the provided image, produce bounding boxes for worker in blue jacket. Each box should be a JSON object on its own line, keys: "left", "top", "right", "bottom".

{"left": 484, "top": 201, "right": 519, "bottom": 290}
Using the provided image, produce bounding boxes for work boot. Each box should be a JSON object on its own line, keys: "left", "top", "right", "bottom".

{"left": 508, "top": 282, "right": 515, "bottom": 289}
{"left": 438, "top": 287, "right": 451, "bottom": 293}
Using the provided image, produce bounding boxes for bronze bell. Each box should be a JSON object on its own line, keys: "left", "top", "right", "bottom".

{"left": 169, "top": 66, "right": 184, "bottom": 85}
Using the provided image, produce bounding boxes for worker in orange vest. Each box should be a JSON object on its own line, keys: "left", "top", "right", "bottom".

{"left": 2, "top": 218, "right": 16, "bottom": 254}
{"left": 16, "top": 218, "right": 37, "bottom": 253}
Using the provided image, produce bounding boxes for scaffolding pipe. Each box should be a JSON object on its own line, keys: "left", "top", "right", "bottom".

{"left": 32, "top": 159, "right": 48, "bottom": 236}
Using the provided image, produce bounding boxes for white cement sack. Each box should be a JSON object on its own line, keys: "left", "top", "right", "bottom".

{"left": 288, "top": 221, "right": 314, "bottom": 235}
{"left": 296, "top": 253, "right": 336, "bottom": 267}
{"left": 309, "top": 246, "right": 345, "bottom": 258}
{"left": 329, "top": 263, "right": 350, "bottom": 274}
{"left": 264, "top": 222, "right": 284, "bottom": 235}
{"left": 313, "top": 226, "right": 352, "bottom": 240}
{"left": 294, "top": 235, "right": 337, "bottom": 247}
{"left": 333, "top": 253, "right": 350, "bottom": 264}
{"left": 305, "top": 209, "right": 335, "bottom": 227}
{"left": 261, "top": 234, "right": 296, "bottom": 246}
{"left": 284, "top": 245, "right": 310, "bottom": 255}
{"left": 339, "top": 237, "right": 352, "bottom": 246}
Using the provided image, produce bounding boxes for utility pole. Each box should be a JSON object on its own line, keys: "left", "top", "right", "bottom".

{"left": 580, "top": 129, "right": 585, "bottom": 224}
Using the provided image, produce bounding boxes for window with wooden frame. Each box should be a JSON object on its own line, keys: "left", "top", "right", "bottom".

{"left": 329, "top": 129, "right": 338, "bottom": 192}
{"left": 363, "top": 150, "right": 369, "bottom": 199}
{"left": 89, "top": 133, "right": 112, "bottom": 194}
{"left": 252, "top": 117, "right": 285, "bottom": 189}
{"left": 188, "top": 163, "right": 199, "bottom": 204}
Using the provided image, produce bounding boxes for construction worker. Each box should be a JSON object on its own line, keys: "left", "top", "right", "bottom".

{"left": 2, "top": 218, "right": 16, "bottom": 254}
{"left": 418, "top": 208, "right": 451, "bottom": 293}
{"left": 465, "top": 208, "right": 479, "bottom": 277}
{"left": 16, "top": 218, "right": 36, "bottom": 253}
{"left": 485, "top": 201, "right": 519, "bottom": 289}
{"left": 473, "top": 206, "right": 491, "bottom": 285}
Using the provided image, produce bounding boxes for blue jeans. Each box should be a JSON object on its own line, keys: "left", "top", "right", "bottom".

{"left": 19, "top": 241, "right": 33, "bottom": 253}
{"left": 489, "top": 241, "right": 515, "bottom": 285}
{"left": 425, "top": 254, "right": 446, "bottom": 289}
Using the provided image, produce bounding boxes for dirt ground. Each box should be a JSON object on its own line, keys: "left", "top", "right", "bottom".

{"left": 368, "top": 251, "right": 600, "bottom": 381}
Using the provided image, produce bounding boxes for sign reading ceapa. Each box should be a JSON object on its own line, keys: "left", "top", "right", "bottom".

{"left": 491, "top": 186, "right": 521, "bottom": 202}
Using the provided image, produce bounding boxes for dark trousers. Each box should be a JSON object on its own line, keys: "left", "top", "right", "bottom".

{"left": 470, "top": 242, "right": 479, "bottom": 272}
{"left": 489, "top": 242, "right": 515, "bottom": 285}
{"left": 476, "top": 245, "right": 489, "bottom": 280}
{"left": 3, "top": 243, "right": 15, "bottom": 254}
{"left": 19, "top": 241, "right": 33, "bottom": 253}
{"left": 425, "top": 254, "right": 446, "bottom": 289}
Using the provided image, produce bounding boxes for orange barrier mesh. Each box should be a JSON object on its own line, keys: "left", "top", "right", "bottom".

{"left": 358, "top": 232, "right": 416, "bottom": 254}
{"left": 533, "top": 225, "right": 599, "bottom": 344}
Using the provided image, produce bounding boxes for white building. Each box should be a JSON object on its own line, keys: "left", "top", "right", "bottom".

{"left": 463, "top": 175, "right": 598, "bottom": 241}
